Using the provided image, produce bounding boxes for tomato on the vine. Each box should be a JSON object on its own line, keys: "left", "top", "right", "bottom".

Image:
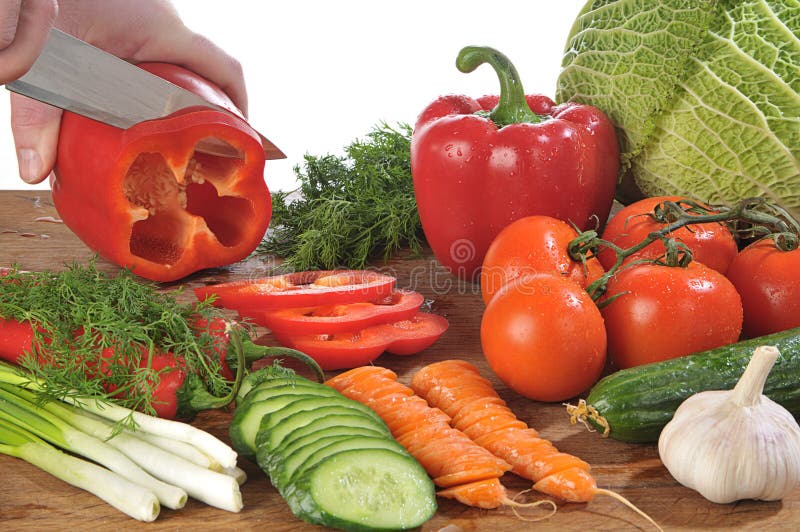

{"left": 726, "top": 238, "right": 800, "bottom": 338}
{"left": 480, "top": 215, "right": 604, "bottom": 303}
{"left": 480, "top": 273, "right": 606, "bottom": 402}
{"left": 598, "top": 196, "right": 738, "bottom": 274}
{"left": 600, "top": 261, "right": 743, "bottom": 369}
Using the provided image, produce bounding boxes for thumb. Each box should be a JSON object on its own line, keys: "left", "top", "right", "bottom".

{"left": 10, "top": 92, "right": 61, "bottom": 184}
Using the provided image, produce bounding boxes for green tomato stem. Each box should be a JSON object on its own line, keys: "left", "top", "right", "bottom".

{"left": 571, "top": 197, "right": 800, "bottom": 301}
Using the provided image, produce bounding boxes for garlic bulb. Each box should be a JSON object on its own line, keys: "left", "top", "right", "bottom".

{"left": 658, "top": 345, "right": 800, "bottom": 504}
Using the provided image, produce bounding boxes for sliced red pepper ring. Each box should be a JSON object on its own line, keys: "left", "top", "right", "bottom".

{"left": 194, "top": 270, "right": 396, "bottom": 310}
{"left": 272, "top": 312, "right": 449, "bottom": 371}
{"left": 241, "top": 290, "right": 425, "bottom": 335}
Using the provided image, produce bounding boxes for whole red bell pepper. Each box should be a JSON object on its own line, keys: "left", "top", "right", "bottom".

{"left": 52, "top": 62, "right": 271, "bottom": 282}
{"left": 411, "top": 46, "right": 619, "bottom": 279}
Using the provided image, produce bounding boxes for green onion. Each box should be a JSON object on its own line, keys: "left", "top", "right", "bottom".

{"left": 0, "top": 363, "right": 244, "bottom": 518}
{"left": 0, "top": 418, "right": 160, "bottom": 522}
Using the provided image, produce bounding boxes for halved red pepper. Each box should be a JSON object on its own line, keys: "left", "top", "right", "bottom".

{"left": 194, "top": 270, "right": 397, "bottom": 310}
{"left": 272, "top": 313, "right": 449, "bottom": 370}
{"left": 241, "top": 290, "right": 425, "bottom": 335}
{"left": 411, "top": 46, "right": 619, "bottom": 279}
{"left": 52, "top": 62, "right": 272, "bottom": 282}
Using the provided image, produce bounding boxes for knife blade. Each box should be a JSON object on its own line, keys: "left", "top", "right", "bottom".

{"left": 5, "top": 28, "right": 285, "bottom": 160}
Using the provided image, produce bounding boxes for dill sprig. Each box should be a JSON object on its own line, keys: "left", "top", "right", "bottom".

{"left": 260, "top": 122, "right": 425, "bottom": 271}
{"left": 0, "top": 261, "right": 231, "bottom": 416}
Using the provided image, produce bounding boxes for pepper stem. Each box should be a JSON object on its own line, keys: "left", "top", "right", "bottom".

{"left": 456, "top": 46, "right": 543, "bottom": 127}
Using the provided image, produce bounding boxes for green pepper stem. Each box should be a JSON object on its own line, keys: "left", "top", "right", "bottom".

{"left": 456, "top": 45, "right": 543, "bottom": 127}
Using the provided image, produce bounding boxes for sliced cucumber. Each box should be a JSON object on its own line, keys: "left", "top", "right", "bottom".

{"left": 229, "top": 393, "right": 316, "bottom": 459}
{"left": 261, "top": 404, "right": 389, "bottom": 455}
{"left": 286, "top": 448, "right": 437, "bottom": 531}
{"left": 276, "top": 412, "right": 391, "bottom": 454}
{"left": 289, "top": 435, "right": 407, "bottom": 486}
{"left": 259, "top": 395, "right": 384, "bottom": 438}
{"left": 264, "top": 430, "right": 392, "bottom": 490}
{"left": 244, "top": 382, "right": 340, "bottom": 405}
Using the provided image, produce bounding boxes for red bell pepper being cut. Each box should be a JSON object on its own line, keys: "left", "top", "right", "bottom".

{"left": 52, "top": 63, "right": 272, "bottom": 282}
{"left": 411, "top": 46, "right": 619, "bottom": 279}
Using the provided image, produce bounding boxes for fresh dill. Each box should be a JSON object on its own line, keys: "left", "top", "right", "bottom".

{"left": 0, "top": 261, "right": 231, "bottom": 416}
{"left": 259, "top": 122, "right": 425, "bottom": 271}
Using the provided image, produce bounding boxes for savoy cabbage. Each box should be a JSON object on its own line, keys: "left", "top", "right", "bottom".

{"left": 557, "top": 0, "right": 799, "bottom": 219}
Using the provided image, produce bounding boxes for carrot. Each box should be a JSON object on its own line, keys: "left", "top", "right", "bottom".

{"left": 326, "top": 366, "right": 553, "bottom": 517}
{"left": 411, "top": 360, "right": 661, "bottom": 530}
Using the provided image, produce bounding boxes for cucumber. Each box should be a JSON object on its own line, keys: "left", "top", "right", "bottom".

{"left": 230, "top": 393, "right": 316, "bottom": 458}
{"left": 264, "top": 431, "right": 394, "bottom": 490}
{"left": 258, "top": 395, "right": 385, "bottom": 439}
{"left": 229, "top": 368, "right": 437, "bottom": 530}
{"left": 276, "top": 412, "right": 391, "bottom": 452}
{"left": 284, "top": 448, "right": 437, "bottom": 531}
{"left": 289, "top": 435, "right": 407, "bottom": 486}
{"left": 574, "top": 327, "right": 800, "bottom": 443}
{"left": 244, "top": 382, "right": 340, "bottom": 405}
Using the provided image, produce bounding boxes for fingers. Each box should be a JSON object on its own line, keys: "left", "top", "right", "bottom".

{"left": 0, "top": 0, "right": 58, "bottom": 84}
{"left": 0, "top": 0, "right": 23, "bottom": 49}
{"left": 10, "top": 92, "right": 62, "bottom": 184}
{"left": 173, "top": 32, "right": 249, "bottom": 116}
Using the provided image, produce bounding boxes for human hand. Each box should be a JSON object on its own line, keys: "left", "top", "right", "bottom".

{"left": 10, "top": 0, "right": 248, "bottom": 184}
{"left": 0, "top": 0, "right": 57, "bottom": 85}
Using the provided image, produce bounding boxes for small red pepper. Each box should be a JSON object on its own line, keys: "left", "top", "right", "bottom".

{"left": 411, "top": 46, "right": 619, "bottom": 279}
{"left": 0, "top": 315, "right": 238, "bottom": 419}
{"left": 52, "top": 62, "right": 272, "bottom": 282}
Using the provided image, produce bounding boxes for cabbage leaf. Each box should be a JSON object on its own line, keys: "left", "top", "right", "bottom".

{"left": 557, "top": 0, "right": 799, "bottom": 219}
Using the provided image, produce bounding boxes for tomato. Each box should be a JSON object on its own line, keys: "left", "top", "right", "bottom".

{"left": 598, "top": 196, "right": 738, "bottom": 274}
{"left": 273, "top": 313, "right": 449, "bottom": 370}
{"left": 480, "top": 215, "right": 605, "bottom": 303}
{"left": 601, "top": 261, "right": 743, "bottom": 369}
{"left": 726, "top": 238, "right": 800, "bottom": 338}
{"left": 194, "top": 270, "right": 396, "bottom": 310}
{"left": 480, "top": 274, "right": 606, "bottom": 402}
{"left": 242, "top": 290, "right": 425, "bottom": 335}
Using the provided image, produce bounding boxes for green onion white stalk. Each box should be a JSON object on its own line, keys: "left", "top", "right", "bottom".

{"left": 0, "top": 363, "right": 244, "bottom": 519}
{"left": 0, "top": 383, "right": 187, "bottom": 509}
{"left": 0, "top": 418, "right": 160, "bottom": 522}
{"left": 0, "top": 361, "right": 238, "bottom": 469}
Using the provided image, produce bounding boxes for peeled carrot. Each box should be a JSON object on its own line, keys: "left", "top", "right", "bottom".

{"left": 411, "top": 360, "right": 661, "bottom": 530}
{"left": 326, "top": 366, "right": 553, "bottom": 517}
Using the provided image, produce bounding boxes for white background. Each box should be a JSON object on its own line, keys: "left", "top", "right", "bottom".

{"left": 0, "top": 1, "right": 585, "bottom": 192}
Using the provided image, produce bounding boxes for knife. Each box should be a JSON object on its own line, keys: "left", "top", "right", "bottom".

{"left": 5, "top": 28, "right": 285, "bottom": 160}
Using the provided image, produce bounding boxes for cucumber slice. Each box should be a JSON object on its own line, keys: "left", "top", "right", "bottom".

{"left": 238, "top": 372, "right": 317, "bottom": 401}
{"left": 286, "top": 448, "right": 437, "bottom": 531}
{"left": 288, "top": 435, "right": 407, "bottom": 486}
{"left": 262, "top": 429, "right": 391, "bottom": 491}
{"left": 260, "top": 402, "right": 389, "bottom": 454}
{"left": 259, "top": 396, "right": 384, "bottom": 438}
{"left": 230, "top": 393, "right": 317, "bottom": 459}
{"left": 276, "top": 412, "right": 391, "bottom": 454}
{"left": 243, "top": 382, "right": 340, "bottom": 405}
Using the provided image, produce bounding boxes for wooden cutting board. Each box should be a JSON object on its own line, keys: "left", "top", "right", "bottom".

{"left": 1, "top": 190, "right": 796, "bottom": 531}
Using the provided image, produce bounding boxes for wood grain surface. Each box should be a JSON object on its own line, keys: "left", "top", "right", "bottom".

{"left": 1, "top": 190, "right": 797, "bottom": 531}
